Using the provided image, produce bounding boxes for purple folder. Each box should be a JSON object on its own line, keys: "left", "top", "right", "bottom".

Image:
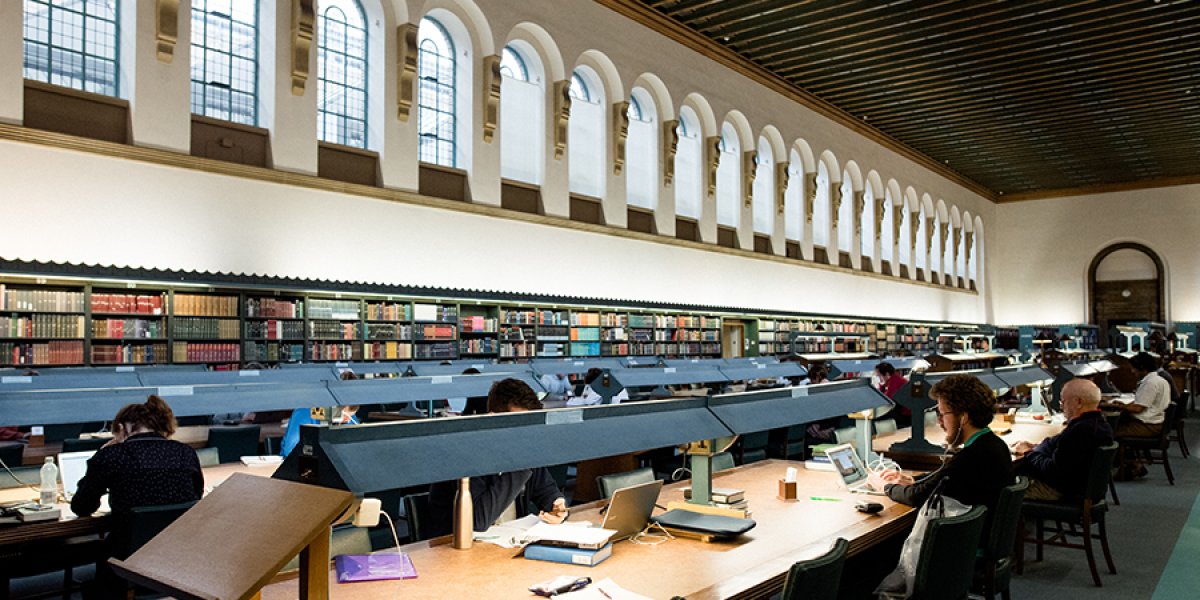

{"left": 334, "top": 553, "right": 418, "bottom": 583}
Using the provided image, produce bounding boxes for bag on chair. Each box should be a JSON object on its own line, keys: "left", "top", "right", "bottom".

{"left": 874, "top": 479, "right": 972, "bottom": 599}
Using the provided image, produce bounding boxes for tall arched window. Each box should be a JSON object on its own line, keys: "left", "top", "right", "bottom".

{"left": 417, "top": 17, "right": 456, "bottom": 165}
{"left": 752, "top": 137, "right": 773, "bottom": 234}
{"left": 715, "top": 123, "right": 740, "bottom": 228}
{"left": 674, "top": 108, "right": 702, "bottom": 220}
{"left": 318, "top": 0, "right": 368, "bottom": 148}
{"left": 23, "top": 0, "right": 121, "bottom": 97}
{"left": 626, "top": 88, "right": 658, "bottom": 210}
{"left": 813, "top": 163, "right": 831, "bottom": 249}
{"left": 860, "top": 189, "right": 874, "bottom": 260}
{"left": 898, "top": 206, "right": 911, "bottom": 267}
{"left": 784, "top": 155, "right": 802, "bottom": 241}
{"left": 568, "top": 67, "right": 605, "bottom": 198}
{"left": 499, "top": 42, "right": 543, "bottom": 184}
{"left": 191, "top": 0, "right": 258, "bottom": 125}
{"left": 837, "top": 179, "right": 853, "bottom": 252}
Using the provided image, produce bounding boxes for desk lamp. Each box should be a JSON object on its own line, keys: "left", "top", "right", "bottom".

{"left": 587, "top": 369, "right": 625, "bottom": 404}
{"left": 888, "top": 372, "right": 940, "bottom": 454}
{"left": 682, "top": 436, "right": 739, "bottom": 507}
{"left": 1060, "top": 334, "right": 1074, "bottom": 352}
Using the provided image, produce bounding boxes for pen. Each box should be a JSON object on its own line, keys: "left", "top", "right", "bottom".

{"left": 810, "top": 496, "right": 843, "bottom": 502}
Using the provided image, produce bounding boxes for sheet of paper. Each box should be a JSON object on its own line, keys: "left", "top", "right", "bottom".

{"left": 473, "top": 514, "right": 542, "bottom": 548}
{"left": 557, "top": 578, "right": 653, "bottom": 600}
{"left": 524, "top": 522, "right": 617, "bottom": 547}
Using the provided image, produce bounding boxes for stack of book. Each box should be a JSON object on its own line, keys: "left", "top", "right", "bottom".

{"left": 682, "top": 487, "right": 750, "bottom": 516}
{"left": 522, "top": 523, "right": 616, "bottom": 567}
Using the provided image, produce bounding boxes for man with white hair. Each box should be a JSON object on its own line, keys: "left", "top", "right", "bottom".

{"left": 1013, "top": 378, "right": 1114, "bottom": 500}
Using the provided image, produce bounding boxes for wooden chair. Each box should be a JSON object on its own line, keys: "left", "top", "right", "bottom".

{"left": 973, "top": 476, "right": 1029, "bottom": 600}
{"left": 402, "top": 492, "right": 433, "bottom": 543}
{"left": 1167, "top": 393, "right": 1189, "bottom": 458}
{"left": 737, "top": 430, "right": 771, "bottom": 464}
{"left": 1019, "top": 442, "right": 1119, "bottom": 587}
{"left": 1120, "top": 402, "right": 1176, "bottom": 484}
{"left": 780, "top": 537, "right": 848, "bottom": 600}
{"left": 206, "top": 424, "right": 261, "bottom": 463}
{"left": 911, "top": 505, "right": 989, "bottom": 600}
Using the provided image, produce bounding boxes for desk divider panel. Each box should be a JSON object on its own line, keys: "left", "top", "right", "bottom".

{"left": 531, "top": 358, "right": 627, "bottom": 376}
{"left": 708, "top": 379, "right": 888, "bottom": 434}
{"left": 404, "top": 362, "right": 533, "bottom": 377}
{"left": 274, "top": 397, "right": 731, "bottom": 493}
{"left": 0, "top": 372, "right": 144, "bottom": 390}
{"left": 993, "top": 365, "right": 1055, "bottom": 388}
{"left": 136, "top": 368, "right": 337, "bottom": 387}
{"left": 606, "top": 366, "right": 730, "bottom": 388}
{"left": 325, "top": 372, "right": 545, "bottom": 406}
{"left": 110, "top": 473, "right": 355, "bottom": 600}
{"left": 923, "top": 368, "right": 1010, "bottom": 392}
{"left": 718, "top": 362, "right": 808, "bottom": 382}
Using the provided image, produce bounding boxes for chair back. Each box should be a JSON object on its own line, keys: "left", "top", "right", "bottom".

{"left": 0, "top": 466, "right": 41, "bottom": 489}
{"left": 113, "top": 501, "right": 198, "bottom": 559}
{"left": 983, "top": 476, "right": 1029, "bottom": 562}
{"left": 1159, "top": 402, "right": 1177, "bottom": 447}
{"left": 780, "top": 537, "right": 849, "bottom": 600}
{"left": 712, "top": 451, "right": 736, "bottom": 472}
{"left": 62, "top": 437, "right": 106, "bottom": 453}
{"left": 0, "top": 441, "right": 23, "bottom": 467}
{"left": 740, "top": 430, "right": 771, "bottom": 464}
{"left": 834, "top": 427, "right": 856, "bottom": 445}
{"left": 875, "top": 419, "right": 898, "bottom": 435}
{"left": 1085, "top": 442, "right": 1120, "bottom": 504}
{"left": 281, "top": 524, "right": 373, "bottom": 572}
{"left": 911, "top": 505, "right": 988, "bottom": 600}
{"left": 194, "top": 446, "right": 220, "bottom": 467}
{"left": 206, "top": 424, "right": 261, "bottom": 463}
{"left": 596, "top": 467, "right": 655, "bottom": 499}
{"left": 402, "top": 492, "right": 432, "bottom": 542}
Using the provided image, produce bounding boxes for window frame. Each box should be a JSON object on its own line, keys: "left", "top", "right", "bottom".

{"left": 317, "top": 0, "right": 370, "bottom": 149}
{"left": 500, "top": 46, "right": 528, "bottom": 82}
{"left": 190, "top": 0, "right": 260, "bottom": 126}
{"left": 23, "top": 0, "right": 122, "bottom": 97}
{"left": 417, "top": 17, "right": 457, "bottom": 167}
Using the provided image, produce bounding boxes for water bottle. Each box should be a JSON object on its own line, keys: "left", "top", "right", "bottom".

{"left": 39, "top": 457, "right": 58, "bottom": 506}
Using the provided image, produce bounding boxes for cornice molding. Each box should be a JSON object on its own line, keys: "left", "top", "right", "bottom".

{"left": 997, "top": 175, "right": 1200, "bottom": 203}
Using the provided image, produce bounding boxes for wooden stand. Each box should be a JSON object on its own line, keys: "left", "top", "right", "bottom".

{"left": 109, "top": 473, "right": 355, "bottom": 600}
{"left": 778, "top": 479, "right": 798, "bottom": 501}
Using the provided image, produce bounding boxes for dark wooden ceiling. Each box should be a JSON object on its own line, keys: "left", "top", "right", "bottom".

{"left": 632, "top": 0, "right": 1200, "bottom": 196}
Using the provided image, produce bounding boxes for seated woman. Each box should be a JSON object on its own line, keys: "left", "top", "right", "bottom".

{"left": 71, "top": 395, "right": 204, "bottom": 596}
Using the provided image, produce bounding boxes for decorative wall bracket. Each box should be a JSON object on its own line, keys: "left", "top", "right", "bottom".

{"left": 482, "top": 55, "right": 501, "bottom": 143}
{"left": 853, "top": 191, "right": 865, "bottom": 236}
{"left": 155, "top": 0, "right": 179, "bottom": 63}
{"left": 910, "top": 211, "right": 920, "bottom": 256}
{"left": 831, "top": 189, "right": 844, "bottom": 229}
{"left": 705, "top": 136, "right": 721, "bottom": 197}
{"left": 662, "top": 120, "right": 678, "bottom": 186}
{"left": 613, "top": 101, "right": 630, "bottom": 176}
{"left": 742, "top": 151, "right": 757, "bottom": 208}
{"left": 925, "top": 217, "right": 936, "bottom": 251}
{"left": 396, "top": 23, "right": 418, "bottom": 122}
{"left": 874, "top": 197, "right": 886, "bottom": 241}
{"left": 804, "top": 173, "right": 817, "bottom": 224}
{"left": 775, "top": 162, "right": 789, "bottom": 215}
{"left": 290, "top": 0, "right": 315, "bottom": 95}
{"left": 553, "top": 80, "right": 571, "bottom": 160}
{"left": 892, "top": 205, "right": 904, "bottom": 245}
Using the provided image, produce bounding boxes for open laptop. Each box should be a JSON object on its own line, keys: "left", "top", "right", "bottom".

{"left": 825, "top": 443, "right": 886, "bottom": 496}
{"left": 57, "top": 450, "right": 95, "bottom": 500}
{"left": 599, "top": 479, "right": 664, "bottom": 541}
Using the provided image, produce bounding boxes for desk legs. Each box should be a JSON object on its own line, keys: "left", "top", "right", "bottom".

{"left": 298, "top": 529, "right": 331, "bottom": 600}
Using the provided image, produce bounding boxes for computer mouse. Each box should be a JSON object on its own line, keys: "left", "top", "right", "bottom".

{"left": 855, "top": 502, "right": 884, "bottom": 514}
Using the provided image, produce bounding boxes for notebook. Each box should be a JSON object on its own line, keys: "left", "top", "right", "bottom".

{"left": 334, "top": 552, "right": 417, "bottom": 582}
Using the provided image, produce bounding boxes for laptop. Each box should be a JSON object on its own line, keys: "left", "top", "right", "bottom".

{"left": 599, "top": 479, "right": 664, "bottom": 541}
{"left": 57, "top": 450, "right": 95, "bottom": 500}
{"left": 825, "top": 443, "right": 886, "bottom": 496}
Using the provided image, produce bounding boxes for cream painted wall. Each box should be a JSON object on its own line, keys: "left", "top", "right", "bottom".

{"left": 991, "top": 183, "right": 1200, "bottom": 326}
{"left": 0, "top": 140, "right": 986, "bottom": 323}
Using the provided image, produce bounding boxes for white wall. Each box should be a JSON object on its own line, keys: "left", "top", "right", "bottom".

{"left": 991, "top": 183, "right": 1200, "bottom": 325}
{"left": 0, "top": 140, "right": 986, "bottom": 322}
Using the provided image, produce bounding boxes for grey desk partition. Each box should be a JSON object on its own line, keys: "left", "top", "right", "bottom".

{"left": 879, "top": 357, "right": 933, "bottom": 372}
{"left": 0, "top": 387, "right": 150, "bottom": 426}
{"left": 404, "top": 362, "right": 533, "bottom": 377}
{"left": 719, "top": 362, "right": 808, "bottom": 382}
{"left": 0, "top": 365, "right": 207, "bottom": 376}
{"left": 924, "top": 368, "right": 1010, "bottom": 393}
{"left": 722, "top": 356, "right": 780, "bottom": 366}
{"left": 150, "top": 383, "right": 339, "bottom": 419}
{"left": 136, "top": 368, "right": 337, "bottom": 387}
{"left": 326, "top": 372, "right": 545, "bottom": 407}
{"left": 605, "top": 366, "right": 730, "bottom": 388}
{"left": 708, "top": 379, "right": 888, "bottom": 434}
{"left": 661, "top": 358, "right": 723, "bottom": 369}
{"left": 618, "top": 356, "right": 664, "bottom": 367}
{"left": 0, "top": 372, "right": 144, "bottom": 391}
{"left": 992, "top": 365, "right": 1055, "bottom": 388}
{"left": 274, "top": 397, "right": 731, "bottom": 493}
{"left": 531, "top": 358, "right": 626, "bottom": 376}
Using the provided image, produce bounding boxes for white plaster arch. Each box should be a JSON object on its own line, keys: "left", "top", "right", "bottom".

{"left": 632, "top": 73, "right": 674, "bottom": 122}
{"left": 575, "top": 49, "right": 625, "bottom": 103}
{"left": 418, "top": 0, "right": 494, "bottom": 55}
{"left": 504, "top": 22, "right": 565, "bottom": 81}
{"left": 682, "top": 93, "right": 718, "bottom": 138}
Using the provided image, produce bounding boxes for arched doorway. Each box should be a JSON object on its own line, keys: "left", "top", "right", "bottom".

{"left": 1088, "top": 243, "right": 1164, "bottom": 348}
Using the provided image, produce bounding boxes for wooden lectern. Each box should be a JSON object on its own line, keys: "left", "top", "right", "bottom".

{"left": 110, "top": 473, "right": 355, "bottom": 600}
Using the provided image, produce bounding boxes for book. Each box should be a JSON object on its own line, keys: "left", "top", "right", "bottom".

{"left": 523, "top": 522, "right": 617, "bottom": 550}
{"left": 524, "top": 542, "right": 612, "bottom": 567}
{"left": 334, "top": 552, "right": 417, "bottom": 582}
{"left": 682, "top": 487, "right": 745, "bottom": 503}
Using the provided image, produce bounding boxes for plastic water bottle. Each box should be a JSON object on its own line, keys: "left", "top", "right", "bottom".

{"left": 39, "top": 457, "right": 58, "bottom": 506}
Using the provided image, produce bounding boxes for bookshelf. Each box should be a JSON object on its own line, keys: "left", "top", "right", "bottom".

{"left": 600, "top": 312, "right": 629, "bottom": 357}
{"left": 459, "top": 305, "right": 499, "bottom": 358}
{"left": 89, "top": 287, "right": 167, "bottom": 366}
{"left": 499, "top": 308, "right": 537, "bottom": 359}
{"left": 569, "top": 311, "right": 601, "bottom": 357}
{"left": 0, "top": 284, "right": 86, "bottom": 367}
{"left": 537, "top": 310, "right": 569, "bottom": 358}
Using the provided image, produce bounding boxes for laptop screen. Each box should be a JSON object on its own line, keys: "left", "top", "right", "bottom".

{"left": 58, "top": 450, "right": 95, "bottom": 497}
{"left": 826, "top": 443, "right": 868, "bottom": 486}
{"left": 600, "top": 479, "right": 663, "bottom": 541}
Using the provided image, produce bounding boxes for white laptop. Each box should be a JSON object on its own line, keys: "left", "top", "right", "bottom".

{"left": 57, "top": 450, "right": 95, "bottom": 500}
{"left": 825, "top": 443, "right": 886, "bottom": 496}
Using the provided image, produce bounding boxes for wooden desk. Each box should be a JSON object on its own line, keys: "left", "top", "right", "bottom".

{"left": 21, "top": 423, "right": 286, "bottom": 466}
{"left": 261, "top": 460, "right": 917, "bottom": 600}
{"left": 873, "top": 419, "right": 1064, "bottom": 470}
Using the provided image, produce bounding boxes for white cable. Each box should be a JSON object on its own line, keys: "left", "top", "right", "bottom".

{"left": 376, "top": 510, "right": 404, "bottom": 555}
{"left": 629, "top": 521, "right": 674, "bottom": 546}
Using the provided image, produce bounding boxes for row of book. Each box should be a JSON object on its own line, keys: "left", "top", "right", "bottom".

{"left": 413, "top": 324, "right": 456, "bottom": 340}
{"left": 310, "top": 342, "right": 362, "bottom": 361}
{"left": 460, "top": 338, "right": 498, "bottom": 354}
{"left": 499, "top": 342, "right": 535, "bottom": 358}
{"left": 571, "top": 312, "right": 601, "bottom": 326}
{"left": 174, "top": 294, "right": 239, "bottom": 318}
{"left": 366, "top": 302, "right": 411, "bottom": 322}
{"left": 243, "top": 341, "right": 305, "bottom": 362}
{"left": 499, "top": 326, "right": 530, "bottom": 341}
{"left": 413, "top": 304, "right": 457, "bottom": 322}
{"left": 245, "top": 320, "right": 305, "bottom": 340}
{"left": 92, "top": 343, "right": 169, "bottom": 365}
{"left": 1, "top": 315, "right": 86, "bottom": 338}
{"left": 245, "top": 297, "right": 303, "bottom": 319}
{"left": 792, "top": 340, "right": 867, "bottom": 353}
{"left": 460, "top": 316, "right": 498, "bottom": 333}
{"left": 500, "top": 310, "right": 537, "bottom": 325}
{"left": 0, "top": 286, "right": 85, "bottom": 313}
{"left": 92, "top": 293, "right": 166, "bottom": 315}
{"left": 366, "top": 323, "right": 412, "bottom": 340}
{"left": 1, "top": 341, "right": 84, "bottom": 365}
{"left": 93, "top": 318, "right": 164, "bottom": 339}
{"left": 175, "top": 318, "right": 240, "bottom": 340}
{"left": 601, "top": 328, "right": 629, "bottom": 341}
{"left": 309, "top": 299, "right": 360, "bottom": 320}
{"left": 655, "top": 330, "right": 720, "bottom": 342}
{"left": 363, "top": 341, "right": 413, "bottom": 360}
{"left": 173, "top": 342, "right": 239, "bottom": 363}
{"left": 538, "top": 326, "right": 568, "bottom": 340}
{"left": 414, "top": 342, "right": 456, "bottom": 360}
{"left": 310, "top": 321, "right": 360, "bottom": 340}
{"left": 569, "top": 342, "right": 601, "bottom": 356}
{"left": 570, "top": 328, "right": 601, "bottom": 341}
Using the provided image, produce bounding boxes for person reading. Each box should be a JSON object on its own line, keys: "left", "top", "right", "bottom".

{"left": 1012, "top": 379, "right": 1113, "bottom": 501}
{"left": 428, "top": 378, "right": 568, "bottom": 535}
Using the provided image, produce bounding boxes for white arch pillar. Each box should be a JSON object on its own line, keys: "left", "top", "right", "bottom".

{"left": 128, "top": 0, "right": 192, "bottom": 152}
{"left": 0, "top": 0, "right": 22, "bottom": 124}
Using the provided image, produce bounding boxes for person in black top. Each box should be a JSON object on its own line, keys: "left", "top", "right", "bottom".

{"left": 869, "top": 374, "right": 1014, "bottom": 515}
{"left": 428, "top": 379, "right": 568, "bottom": 536}
{"left": 1013, "top": 379, "right": 1113, "bottom": 500}
{"left": 72, "top": 395, "right": 203, "bottom": 597}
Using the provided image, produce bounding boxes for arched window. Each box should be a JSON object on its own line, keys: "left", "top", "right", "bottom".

{"left": 752, "top": 137, "right": 773, "bottom": 234}
{"left": 626, "top": 88, "right": 657, "bottom": 210}
{"left": 674, "top": 107, "right": 702, "bottom": 220}
{"left": 499, "top": 46, "right": 528, "bottom": 81}
{"left": 715, "top": 123, "right": 740, "bottom": 228}
{"left": 23, "top": 0, "right": 120, "bottom": 97}
{"left": 968, "top": 222, "right": 980, "bottom": 282}
{"left": 837, "top": 179, "right": 853, "bottom": 252}
{"left": 190, "top": 0, "right": 258, "bottom": 126}
{"left": 783, "top": 155, "right": 802, "bottom": 241}
{"left": 417, "top": 17, "right": 456, "bottom": 166}
{"left": 499, "top": 42, "right": 543, "bottom": 184}
{"left": 318, "top": 0, "right": 368, "bottom": 148}
{"left": 860, "top": 189, "right": 874, "bottom": 260}
{"left": 813, "top": 163, "right": 831, "bottom": 249}
{"left": 568, "top": 67, "right": 605, "bottom": 198}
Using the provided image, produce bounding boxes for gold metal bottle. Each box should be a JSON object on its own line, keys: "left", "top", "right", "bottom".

{"left": 453, "top": 477, "right": 473, "bottom": 549}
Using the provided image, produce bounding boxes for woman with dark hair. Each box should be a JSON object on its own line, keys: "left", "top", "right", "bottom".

{"left": 71, "top": 395, "right": 204, "bottom": 597}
